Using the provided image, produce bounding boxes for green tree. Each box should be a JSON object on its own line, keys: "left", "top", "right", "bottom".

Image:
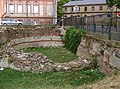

{"left": 57, "top": 0, "right": 70, "bottom": 18}
{"left": 106, "top": 0, "right": 120, "bottom": 8}
{"left": 114, "top": 0, "right": 120, "bottom": 9}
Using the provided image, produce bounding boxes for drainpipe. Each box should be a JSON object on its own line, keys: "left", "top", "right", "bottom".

{"left": 26, "top": 0, "right": 28, "bottom": 20}
{"left": 2, "top": 0, "right": 7, "bottom": 18}
{"left": 53, "top": 0, "right": 57, "bottom": 25}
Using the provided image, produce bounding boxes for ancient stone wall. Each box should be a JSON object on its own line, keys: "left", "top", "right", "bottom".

{"left": 0, "top": 32, "right": 6, "bottom": 48}
{"left": 76, "top": 34, "right": 120, "bottom": 75}
{"left": 2, "top": 29, "right": 63, "bottom": 50}
{"left": 0, "top": 28, "right": 64, "bottom": 70}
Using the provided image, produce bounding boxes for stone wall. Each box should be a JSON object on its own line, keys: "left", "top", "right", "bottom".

{"left": 7, "top": 36, "right": 63, "bottom": 50}
{"left": 6, "top": 50, "right": 91, "bottom": 73}
{"left": 2, "top": 29, "right": 63, "bottom": 50}
{"left": 0, "top": 31, "right": 6, "bottom": 47}
{"left": 0, "top": 28, "right": 63, "bottom": 69}
{"left": 76, "top": 33, "right": 120, "bottom": 75}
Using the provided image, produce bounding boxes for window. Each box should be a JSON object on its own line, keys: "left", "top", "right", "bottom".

{"left": 18, "top": 4, "right": 23, "bottom": 13}
{"left": 99, "top": 15, "right": 102, "bottom": 17}
{"left": 107, "top": 14, "right": 111, "bottom": 17}
{"left": 107, "top": 6, "right": 111, "bottom": 10}
{"left": 99, "top": 6, "right": 103, "bottom": 10}
{"left": 34, "top": 5, "right": 39, "bottom": 13}
{"left": 73, "top": 6, "right": 79, "bottom": 12}
{"left": 71, "top": 7, "right": 73, "bottom": 12}
{"left": 47, "top": 5, "right": 53, "bottom": 15}
{"left": 79, "top": 7, "right": 80, "bottom": 11}
{"left": 3, "top": 4, "right": 6, "bottom": 13}
{"left": 92, "top": 6, "right": 95, "bottom": 11}
{"left": 40, "top": 5, "right": 43, "bottom": 15}
{"left": 9, "top": 4, "right": 15, "bottom": 13}
{"left": 65, "top": 15, "right": 67, "bottom": 17}
{"left": 26, "top": 4, "right": 31, "bottom": 13}
{"left": 84, "top": 7, "right": 87, "bottom": 11}
{"left": 65, "top": 7, "right": 67, "bottom": 12}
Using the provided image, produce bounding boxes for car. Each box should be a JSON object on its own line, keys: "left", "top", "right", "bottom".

{"left": 1, "top": 18, "right": 23, "bottom": 26}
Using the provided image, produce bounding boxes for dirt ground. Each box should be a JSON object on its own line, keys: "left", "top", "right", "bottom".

{"left": 78, "top": 72, "right": 120, "bottom": 89}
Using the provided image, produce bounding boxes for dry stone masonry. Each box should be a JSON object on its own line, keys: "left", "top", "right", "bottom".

{"left": 0, "top": 47, "right": 92, "bottom": 73}
{"left": 77, "top": 34, "right": 120, "bottom": 75}
{"left": 0, "top": 28, "right": 92, "bottom": 73}
{"left": 0, "top": 28, "right": 120, "bottom": 74}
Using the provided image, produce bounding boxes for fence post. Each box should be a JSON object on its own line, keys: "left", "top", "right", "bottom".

{"left": 87, "top": 17, "right": 90, "bottom": 31}
{"left": 115, "top": 17, "right": 117, "bottom": 32}
{"left": 108, "top": 18, "right": 112, "bottom": 40}
{"left": 93, "top": 16, "right": 96, "bottom": 32}
{"left": 119, "top": 28, "right": 120, "bottom": 41}
{"left": 75, "top": 16, "right": 79, "bottom": 28}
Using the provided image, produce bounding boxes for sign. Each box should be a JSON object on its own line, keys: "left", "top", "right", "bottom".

{"left": 73, "top": 5, "right": 79, "bottom": 12}
{"left": 117, "top": 12, "right": 120, "bottom": 16}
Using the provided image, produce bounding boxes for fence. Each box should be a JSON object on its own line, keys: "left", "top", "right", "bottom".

{"left": 63, "top": 14, "right": 120, "bottom": 41}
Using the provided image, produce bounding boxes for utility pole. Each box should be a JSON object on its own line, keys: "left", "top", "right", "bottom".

{"left": 115, "top": 5, "right": 117, "bottom": 31}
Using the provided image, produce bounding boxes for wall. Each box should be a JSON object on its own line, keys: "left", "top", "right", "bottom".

{"left": 7, "top": 36, "right": 63, "bottom": 50}
{"left": 63, "top": 4, "right": 110, "bottom": 17}
{"left": 1, "top": 28, "right": 63, "bottom": 51}
{"left": 76, "top": 33, "right": 120, "bottom": 75}
{"left": 0, "top": 0, "right": 2, "bottom": 22}
{"left": 1, "top": 0, "right": 56, "bottom": 25}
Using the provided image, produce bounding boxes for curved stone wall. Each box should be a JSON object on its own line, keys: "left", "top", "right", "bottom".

{"left": 7, "top": 36, "right": 63, "bottom": 50}
{"left": 3, "top": 29, "right": 63, "bottom": 50}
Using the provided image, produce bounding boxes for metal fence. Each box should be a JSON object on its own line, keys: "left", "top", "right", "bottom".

{"left": 63, "top": 14, "right": 120, "bottom": 41}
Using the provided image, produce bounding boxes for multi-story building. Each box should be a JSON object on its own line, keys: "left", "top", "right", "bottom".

{"left": 62, "top": 0, "right": 120, "bottom": 18}
{"left": 0, "top": 0, "right": 58, "bottom": 25}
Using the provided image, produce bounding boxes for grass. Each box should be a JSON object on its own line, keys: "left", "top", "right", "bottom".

{"left": 0, "top": 68, "right": 105, "bottom": 89}
{"left": 24, "top": 47, "right": 78, "bottom": 63}
{"left": 0, "top": 47, "right": 105, "bottom": 89}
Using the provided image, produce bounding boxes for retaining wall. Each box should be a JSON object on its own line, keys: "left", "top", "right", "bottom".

{"left": 77, "top": 33, "right": 120, "bottom": 75}
{"left": 1, "top": 29, "right": 63, "bottom": 50}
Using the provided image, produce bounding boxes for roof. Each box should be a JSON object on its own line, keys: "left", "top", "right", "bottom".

{"left": 63, "top": 0, "right": 107, "bottom": 7}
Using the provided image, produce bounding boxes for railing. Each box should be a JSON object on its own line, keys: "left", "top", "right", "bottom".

{"left": 63, "top": 14, "right": 120, "bottom": 41}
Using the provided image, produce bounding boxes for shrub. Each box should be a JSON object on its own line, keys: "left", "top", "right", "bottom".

{"left": 64, "top": 27, "right": 86, "bottom": 54}
{"left": 92, "top": 54, "right": 99, "bottom": 69}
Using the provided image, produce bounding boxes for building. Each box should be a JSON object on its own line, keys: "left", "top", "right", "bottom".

{"left": 0, "top": 0, "right": 58, "bottom": 25}
{"left": 62, "top": 0, "right": 120, "bottom": 18}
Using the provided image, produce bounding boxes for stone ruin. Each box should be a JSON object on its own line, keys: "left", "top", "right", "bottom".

{"left": 77, "top": 34, "right": 120, "bottom": 75}
{"left": 0, "top": 28, "right": 120, "bottom": 74}
{"left": 0, "top": 47, "right": 92, "bottom": 73}
{"left": 0, "top": 28, "right": 93, "bottom": 73}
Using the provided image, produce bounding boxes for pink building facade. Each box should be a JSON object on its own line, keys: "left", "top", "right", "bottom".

{"left": 0, "top": 0, "right": 57, "bottom": 25}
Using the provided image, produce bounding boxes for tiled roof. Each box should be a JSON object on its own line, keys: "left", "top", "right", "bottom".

{"left": 63, "top": 0, "right": 106, "bottom": 7}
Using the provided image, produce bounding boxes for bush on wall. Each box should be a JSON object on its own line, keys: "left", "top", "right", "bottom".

{"left": 64, "top": 27, "right": 86, "bottom": 54}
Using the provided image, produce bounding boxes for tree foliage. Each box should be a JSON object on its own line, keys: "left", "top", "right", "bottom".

{"left": 57, "top": 0, "right": 70, "bottom": 18}
{"left": 106, "top": 0, "right": 120, "bottom": 8}
{"left": 64, "top": 27, "right": 86, "bottom": 54}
